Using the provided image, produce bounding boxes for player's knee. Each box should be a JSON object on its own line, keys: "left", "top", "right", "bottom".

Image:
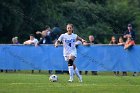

{"left": 73, "top": 64, "right": 76, "bottom": 69}
{"left": 69, "top": 55, "right": 75, "bottom": 60}
{"left": 68, "top": 59, "right": 73, "bottom": 66}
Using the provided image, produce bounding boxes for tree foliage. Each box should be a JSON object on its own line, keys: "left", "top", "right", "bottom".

{"left": 0, "top": 0, "right": 140, "bottom": 43}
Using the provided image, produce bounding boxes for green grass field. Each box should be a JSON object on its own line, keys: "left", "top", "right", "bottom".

{"left": 0, "top": 72, "right": 140, "bottom": 93}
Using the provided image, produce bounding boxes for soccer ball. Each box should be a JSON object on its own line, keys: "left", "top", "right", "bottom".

{"left": 49, "top": 74, "right": 58, "bottom": 82}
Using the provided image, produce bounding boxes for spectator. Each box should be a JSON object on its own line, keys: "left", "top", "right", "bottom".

{"left": 83, "top": 35, "right": 98, "bottom": 75}
{"left": 52, "top": 23, "right": 61, "bottom": 42}
{"left": 12, "top": 36, "right": 20, "bottom": 44}
{"left": 117, "top": 37, "right": 127, "bottom": 76}
{"left": 23, "top": 34, "right": 38, "bottom": 73}
{"left": 123, "top": 24, "right": 135, "bottom": 41}
{"left": 118, "top": 37, "right": 125, "bottom": 45}
{"left": 23, "top": 34, "right": 38, "bottom": 45}
{"left": 52, "top": 24, "right": 63, "bottom": 74}
{"left": 36, "top": 30, "right": 53, "bottom": 74}
{"left": 36, "top": 31, "right": 52, "bottom": 46}
{"left": 124, "top": 37, "right": 135, "bottom": 50}
{"left": 124, "top": 37, "right": 137, "bottom": 76}
{"left": 12, "top": 36, "right": 20, "bottom": 72}
{"left": 109, "top": 36, "right": 119, "bottom": 76}
{"left": 36, "top": 25, "right": 52, "bottom": 36}
{"left": 109, "top": 36, "right": 118, "bottom": 45}
{"left": 36, "top": 25, "right": 55, "bottom": 43}
{"left": 1, "top": 37, "right": 21, "bottom": 73}
{"left": 45, "top": 25, "right": 52, "bottom": 36}
{"left": 124, "top": 24, "right": 137, "bottom": 76}
{"left": 36, "top": 25, "right": 58, "bottom": 74}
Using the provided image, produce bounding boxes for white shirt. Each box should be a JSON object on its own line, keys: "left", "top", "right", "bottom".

{"left": 58, "top": 33, "right": 77, "bottom": 57}
{"left": 27, "top": 38, "right": 38, "bottom": 44}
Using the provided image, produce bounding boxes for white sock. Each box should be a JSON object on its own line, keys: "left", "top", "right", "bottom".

{"left": 68, "top": 66, "right": 74, "bottom": 80}
{"left": 74, "top": 68, "right": 82, "bottom": 80}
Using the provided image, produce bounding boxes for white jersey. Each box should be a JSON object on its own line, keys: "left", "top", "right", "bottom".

{"left": 58, "top": 33, "right": 77, "bottom": 57}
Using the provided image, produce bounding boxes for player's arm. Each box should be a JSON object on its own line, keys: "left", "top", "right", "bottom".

{"left": 78, "top": 36, "right": 90, "bottom": 46}
{"left": 55, "top": 34, "right": 63, "bottom": 47}
{"left": 77, "top": 36, "right": 87, "bottom": 45}
{"left": 55, "top": 40, "right": 61, "bottom": 47}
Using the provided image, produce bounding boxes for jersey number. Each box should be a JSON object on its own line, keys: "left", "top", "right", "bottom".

{"left": 69, "top": 43, "right": 71, "bottom": 47}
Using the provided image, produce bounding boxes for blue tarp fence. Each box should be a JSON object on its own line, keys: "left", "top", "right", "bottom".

{"left": 0, "top": 44, "right": 140, "bottom": 72}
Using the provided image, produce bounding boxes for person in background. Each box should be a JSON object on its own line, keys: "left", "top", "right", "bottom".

{"left": 36, "top": 31, "right": 52, "bottom": 45}
{"left": 23, "top": 34, "right": 38, "bottom": 73}
{"left": 36, "top": 25, "right": 60, "bottom": 74}
{"left": 83, "top": 35, "right": 98, "bottom": 75}
{"left": 23, "top": 34, "right": 38, "bottom": 45}
{"left": 1, "top": 37, "right": 20, "bottom": 73}
{"left": 35, "top": 30, "right": 53, "bottom": 74}
{"left": 36, "top": 25, "right": 56, "bottom": 43}
{"left": 117, "top": 37, "right": 127, "bottom": 76}
{"left": 123, "top": 24, "right": 135, "bottom": 41}
{"left": 124, "top": 24, "right": 137, "bottom": 76}
{"left": 12, "top": 36, "right": 20, "bottom": 44}
{"left": 52, "top": 23, "right": 65, "bottom": 74}
{"left": 124, "top": 37, "right": 135, "bottom": 50}
{"left": 118, "top": 37, "right": 125, "bottom": 45}
{"left": 124, "top": 37, "right": 137, "bottom": 76}
{"left": 12, "top": 36, "right": 20, "bottom": 72}
{"left": 109, "top": 36, "right": 118, "bottom": 45}
{"left": 109, "top": 36, "right": 119, "bottom": 76}
{"left": 52, "top": 23, "right": 61, "bottom": 42}
{"left": 36, "top": 25, "right": 52, "bottom": 36}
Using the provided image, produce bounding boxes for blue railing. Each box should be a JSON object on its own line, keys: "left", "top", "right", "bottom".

{"left": 0, "top": 44, "right": 140, "bottom": 72}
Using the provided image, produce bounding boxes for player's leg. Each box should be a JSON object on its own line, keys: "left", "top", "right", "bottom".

{"left": 73, "top": 64, "right": 82, "bottom": 82}
{"left": 70, "top": 55, "right": 82, "bottom": 82}
{"left": 65, "top": 56, "right": 74, "bottom": 82}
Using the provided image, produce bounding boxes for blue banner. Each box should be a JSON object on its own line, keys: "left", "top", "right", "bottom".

{"left": 0, "top": 44, "right": 140, "bottom": 72}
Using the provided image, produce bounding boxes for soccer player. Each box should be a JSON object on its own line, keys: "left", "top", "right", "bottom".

{"left": 55, "top": 23, "right": 86, "bottom": 82}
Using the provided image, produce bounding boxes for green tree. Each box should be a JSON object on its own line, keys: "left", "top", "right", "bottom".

{"left": 0, "top": 0, "right": 140, "bottom": 43}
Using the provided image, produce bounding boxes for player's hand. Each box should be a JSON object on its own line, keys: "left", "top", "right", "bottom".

{"left": 54, "top": 43, "right": 58, "bottom": 47}
{"left": 81, "top": 39, "right": 87, "bottom": 43}
{"left": 54, "top": 40, "right": 60, "bottom": 47}
{"left": 55, "top": 44, "right": 58, "bottom": 47}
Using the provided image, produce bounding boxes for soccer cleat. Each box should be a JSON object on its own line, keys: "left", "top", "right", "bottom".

{"left": 79, "top": 79, "right": 82, "bottom": 83}
{"left": 79, "top": 75, "right": 82, "bottom": 82}
{"left": 68, "top": 79, "right": 73, "bottom": 82}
